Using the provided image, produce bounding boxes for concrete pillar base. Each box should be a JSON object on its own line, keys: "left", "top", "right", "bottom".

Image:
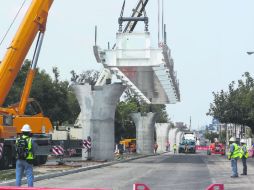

{"left": 155, "top": 123, "right": 170, "bottom": 153}
{"left": 131, "top": 112, "right": 157, "bottom": 154}
{"left": 72, "top": 83, "right": 126, "bottom": 161}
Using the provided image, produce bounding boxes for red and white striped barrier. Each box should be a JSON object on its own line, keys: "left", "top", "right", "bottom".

{"left": 195, "top": 146, "right": 209, "bottom": 151}
{"left": 133, "top": 184, "right": 150, "bottom": 190}
{"left": 52, "top": 145, "right": 64, "bottom": 156}
{"left": 0, "top": 187, "right": 111, "bottom": 190}
{"left": 83, "top": 140, "right": 91, "bottom": 149}
{"left": 0, "top": 143, "right": 3, "bottom": 160}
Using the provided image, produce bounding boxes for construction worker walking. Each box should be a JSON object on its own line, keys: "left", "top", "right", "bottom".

{"left": 15, "top": 124, "right": 35, "bottom": 187}
{"left": 240, "top": 139, "right": 248, "bottom": 175}
{"left": 228, "top": 137, "right": 241, "bottom": 178}
{"left": 173, "top": 143, "right": 177, "bottom": 154}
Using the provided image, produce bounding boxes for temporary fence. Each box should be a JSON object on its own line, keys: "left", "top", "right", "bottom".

{"left": 133, "top": 184, "right": 150, "bottom": 190}
{"left": 205, "top": 184, "right": 224, "bottom": 190}
{"left": 195, "top": 145, "right": 209, "bottom": 151}
{"left": 0, "top": 187, "right": 111, "bottom": 190}
{"left": 0, "top": 184, "right": 151, "bottom": 190}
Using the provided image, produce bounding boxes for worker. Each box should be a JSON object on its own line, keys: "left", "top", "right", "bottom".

{"left": 154, "top": 142, "right": 158, "bottom": 154}
{"left": 228, "top": 137, "right": 241, "bottom": 178}
{"left": 16, "top": 124, "right": 35, "bottom": 187}
{"left": 173, "top": 143, "right": 177, "bottom": 154}
{"left": 240, "top": 139, "right": 248, "bottom": 175}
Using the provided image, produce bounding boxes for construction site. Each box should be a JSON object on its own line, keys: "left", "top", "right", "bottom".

{"left": 1, "top": 0, "right": 254, "bottom": 190}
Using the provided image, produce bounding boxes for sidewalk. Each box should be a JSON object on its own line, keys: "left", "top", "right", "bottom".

{"left": 204, "top": 155, "right": 254, "bottom": 190}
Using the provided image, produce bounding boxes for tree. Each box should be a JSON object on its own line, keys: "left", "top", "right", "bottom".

{"left": 208, "top": 72, "right": 254, "bottom": 132}
{"left": 70, "top": 70, "right": 99, "bottom": 85}
{"left": 5, "top": 61, "right": 80, "bottom": 125}
{"left": 114, "top": 90, "right": 171, "bottom": 142}
{"left": 204, "top": 132, "right": 219, "bottom": 143}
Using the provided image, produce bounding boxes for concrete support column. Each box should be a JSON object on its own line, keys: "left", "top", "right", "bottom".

{"left": 131, "top": 112, "right": 157, "bottom": 154}
{"left": 155, "top": 123, "right": 170, "bottom": 153}
{"left": 168, "top": 128, "right": 179, "bottom": 152}
{"left": 175, "top": 131, "right": 184, "bottom": 148}
{"left": 72, "top": 83, "right": 125, "bottom": 161}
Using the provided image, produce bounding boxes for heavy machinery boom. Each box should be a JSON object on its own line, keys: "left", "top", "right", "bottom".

{"left": 0, "top": 0, "right": 54, "bottom": 169}
{"left": 0, "top": 0, "right": 53, "bottom": 106}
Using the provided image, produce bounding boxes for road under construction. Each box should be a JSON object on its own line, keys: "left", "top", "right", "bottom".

{"left": 0, "top": 0, "right": 248, "bottom": 190}
{"left": 1, "top": 150, "right": 254, "bottom": 190}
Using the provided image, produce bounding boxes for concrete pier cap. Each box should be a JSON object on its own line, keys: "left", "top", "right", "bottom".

{"left": 131, "top": 112, "right": 158, "bottom": 154}
{"left": 71, "top": 83, "right": 126, "bottom": 161}
{"left": 155, "top": 123, "right": 170, "bottom": 153}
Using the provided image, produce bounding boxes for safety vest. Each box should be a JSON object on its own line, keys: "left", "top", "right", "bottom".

{"left": 16, "top": 135, "right": 34, "bottom": 160}
{"left": 228, "top": 143, "right": 241, "bottom": 159}
{"left": 173, "top": 144, "right": 177, "bottom": 149}
{"left": 240, "top": 144, "right": 249, "bottom": 158}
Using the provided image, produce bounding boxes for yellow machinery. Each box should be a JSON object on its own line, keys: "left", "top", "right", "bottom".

{"left": 119, "top": 138, "right": 136, "bottom": 152}
{"left": 0, "top": 0, "right": 54, "bottom": 169}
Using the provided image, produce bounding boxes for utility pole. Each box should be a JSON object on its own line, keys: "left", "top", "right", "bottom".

{"left": 189, "top": 116, "right": 192, "bottom": 131}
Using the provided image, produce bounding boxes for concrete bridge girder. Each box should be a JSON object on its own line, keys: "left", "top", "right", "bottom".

{"left": 72, "top": 83, "right": 126, "bottom": 161}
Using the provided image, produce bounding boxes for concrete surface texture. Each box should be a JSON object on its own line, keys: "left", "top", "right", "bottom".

{"left": 168, "top": 128, "right": 179, "bottom": 151}
{"left": 72, "top": 83, "right": 126, "bottom": 161}
{"left": 131, "top": 112, "right": 157, "bottom": 154}
{"left": 175, "top": 131, "right": 184, "bottom": 148}
{"left": 155, "top": 123, "right": 170, "bottom": 153}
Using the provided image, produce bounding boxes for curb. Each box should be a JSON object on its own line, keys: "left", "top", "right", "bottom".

{"left": 0, "top": 154, "right": 154, "bottom": 186}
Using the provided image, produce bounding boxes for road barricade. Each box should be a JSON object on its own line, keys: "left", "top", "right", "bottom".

{"left": 205, "top": 184, "right": 224, "bottom": 190}
{"left": 195, "top": 145, "right": 209, "bottom": 151}
{"left": 0, "top": 187, "right": 111, "bottom": 190}
{"left": 133, "top": 184, "right": 150, "bottom": 190}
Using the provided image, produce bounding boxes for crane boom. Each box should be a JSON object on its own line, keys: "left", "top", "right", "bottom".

{"left": 0, "top": 0, "right": 53, "bottom": 106}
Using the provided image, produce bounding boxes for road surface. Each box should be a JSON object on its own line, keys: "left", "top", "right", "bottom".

{"left": 33, "top": 151, "right": 249, "bottom": 190}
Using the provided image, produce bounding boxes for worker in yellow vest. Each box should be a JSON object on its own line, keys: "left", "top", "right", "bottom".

{"left": 15, "top": 124, "right": 35, "bottom": 187}
{"left": 228, "top": 137, "right": 241, "bottom": 178}
{"left": 240, "top": 139, "right": 248, "bottom": 175}
{"left": 173, "top": 143, "right": 177, "bottom": 154}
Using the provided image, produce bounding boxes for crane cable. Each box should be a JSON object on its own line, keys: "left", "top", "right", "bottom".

{"left": 0, "top": 0, "right": 27, "bottom": 47}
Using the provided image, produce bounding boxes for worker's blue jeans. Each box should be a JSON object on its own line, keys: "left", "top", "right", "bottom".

{"left": 231, "top": 158, "right": 238, "bottom": 177}
{"left": 242, "top": 157, "right": 247, "bottom": 174}
{"left": 16, "top": 159, "right": 34, "bottom": 187}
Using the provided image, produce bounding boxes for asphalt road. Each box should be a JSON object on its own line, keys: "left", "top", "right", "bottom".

{"left": 35, "top": 152, "right": 213, "bottom": 190}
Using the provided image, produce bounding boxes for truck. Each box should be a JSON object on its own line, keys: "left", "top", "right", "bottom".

{"left": 178, "top": 132, "right": 196, "bottom": 153}
{"left": 178, "top": 139, "right": 196, "bottom": 154}
{"left": 0, "top": 0, "right": 83, "bottom": 169}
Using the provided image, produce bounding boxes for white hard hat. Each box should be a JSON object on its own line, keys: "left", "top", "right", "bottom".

{"left": 229, "top": 137, "right": 236, "bottom": 142}
{"left": 240, "top": 139, "right": 246, "bottom": 144}
{"left": 21, "top": 124, "right": 32, "bottom": 132}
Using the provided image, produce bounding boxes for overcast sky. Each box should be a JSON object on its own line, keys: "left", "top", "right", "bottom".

{"left": 1, "top": 0, "right": 254, "bottom": 129}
